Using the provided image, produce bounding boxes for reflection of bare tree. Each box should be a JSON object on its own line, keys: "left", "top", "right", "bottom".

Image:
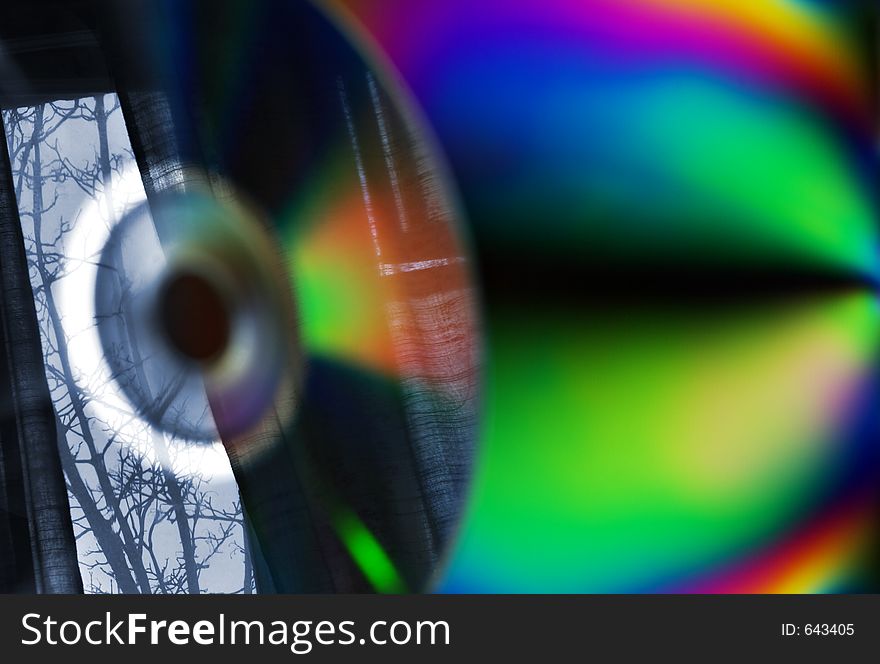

{"left": 3, "top": 96, "right": 250, "bottom": 593}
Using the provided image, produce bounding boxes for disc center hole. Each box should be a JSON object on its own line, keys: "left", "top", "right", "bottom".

{"left": 158, "top": 270, "right": 231, "bottom": 362}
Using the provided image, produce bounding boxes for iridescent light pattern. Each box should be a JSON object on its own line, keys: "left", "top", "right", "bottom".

{"left": 327, "top": 0, "right": 880, "bottom": 592}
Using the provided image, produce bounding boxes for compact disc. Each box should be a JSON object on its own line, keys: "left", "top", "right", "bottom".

{"left": 95, "top": 0, "right": 481, "bottom": 592}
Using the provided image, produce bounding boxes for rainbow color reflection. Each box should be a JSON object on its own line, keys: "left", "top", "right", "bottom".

{"left": 327, "top": 0, "right": 880, "bottom": 591}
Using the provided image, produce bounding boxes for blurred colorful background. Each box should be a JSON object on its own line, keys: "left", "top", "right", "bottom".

{"left": 326, "top": 0, "right": 880, "bottom": 592}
